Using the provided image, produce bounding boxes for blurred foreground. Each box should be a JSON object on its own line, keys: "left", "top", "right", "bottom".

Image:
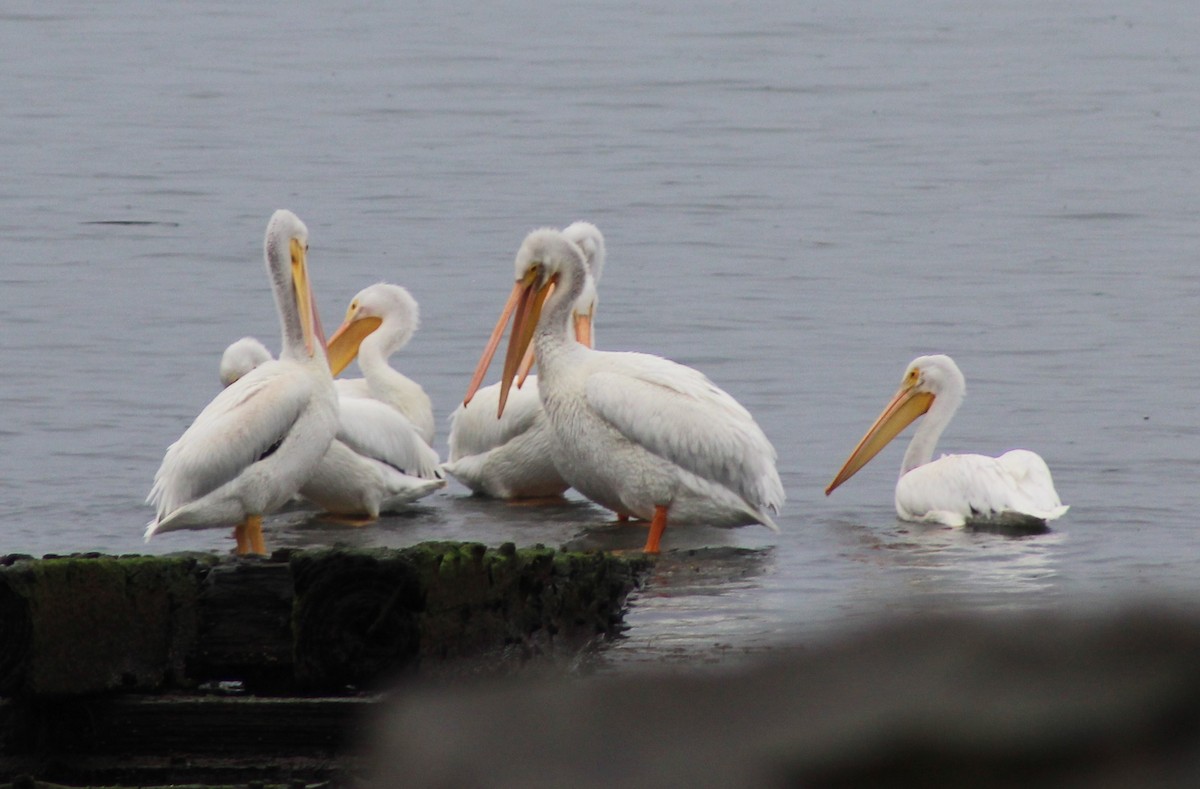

{"left": 370, "top": 605, "right": 1200, "bottom": 788}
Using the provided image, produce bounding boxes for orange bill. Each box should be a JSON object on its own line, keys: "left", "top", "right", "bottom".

{"left": 290, "top": 238, "right": 317, "bottom": 358}
{"left": 514, "top": 281, "right": 557, "bottom": 388}
{"left": 326, "top": 315, "right": 383, "bottom": 376}
{"left": 463, "top": 280, "right": 524, "bottom": 407}
{"left": 497, "top": 273, "right": 555, "bottom": 417}
{"left": 515, "top": 343, "right": 537, "bottom": 389}
{"left": 825, "top": 385, "right": 935, "bottom": 495}
{"left": 573, "top": 309, "right": 594, "bottom": 349}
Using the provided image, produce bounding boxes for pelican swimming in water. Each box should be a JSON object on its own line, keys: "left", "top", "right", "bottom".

{"left": 463, "top": 228, "right": 784, "bottom": 553}
{"left": 219, "top": 337, "right": 445, "bottom": 520}
{"left": 324, "top": 283, "right": 435, "bottom": 446}
{"left": 146, "top": 210, "right": 339, "bottom": 554}
{"left": 825, "top": 354, "right": 1068, "bottom": 527}
{"left": 443, "top": 221, "right": 604, "bottom": 499}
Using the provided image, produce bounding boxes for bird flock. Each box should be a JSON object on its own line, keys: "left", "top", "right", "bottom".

{"left": 146, "top": 210, "right": 1066, "bottom": 556}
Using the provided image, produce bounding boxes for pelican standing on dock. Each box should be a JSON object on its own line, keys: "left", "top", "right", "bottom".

{"left": 463, "top": 228, "right": 784, "bottom": 553}
{"left": 443, "top": 221, "right": 605, "bottom": 499}
{"left": 217, "top": 338, "right": 444, "bottom": 521}
{"left": 146, "top": 210, "right": 339, "bottom": 554}
{"left": 825, "top": 354, "right": 1068, "bottom": 527}
{"left": 324, "top": 283, "right": 435, "bottom": 446}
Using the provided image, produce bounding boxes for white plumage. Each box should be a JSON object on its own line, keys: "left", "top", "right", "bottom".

{"left": 146, "top": 210, "right": 339, "bottom": 554}
{"left": 463, "top": 227, "right": 784, "bottom": 553}
{"left": 826, "top": 354, "right": 1068, "bottom": 527}
{"left": 325, "top": 283, "right": 436, "bottom": 446}
{"left": 299, "top": 397, "right": 444, "bottom": 519}
{"left": 219, "top": 336, "right": 273, "bottom": 388}
{"left": 218, "top": 337, "right": 444, "bottom": 521}
{"left": 442, "top": 382, "right": 562, "bottom": 499}
{"left": 443, "top": 221, "right": 604, "bottom": 499}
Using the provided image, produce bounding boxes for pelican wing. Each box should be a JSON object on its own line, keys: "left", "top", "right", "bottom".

{"left": 995, "top": 449, "right": 1070, "bottom": 516}
{"left": 336, "top": 397, "right": 441, "bottom": 480}
{"left": 148, "top": 361, "right": 318, "bottom": 518}
{"left": 584, "top": 352, "right": 784, "bottom": 514}
{"left": 336, "top": 372, "right": 436, "bottom": 447}
{"left": 447, "top": 379, "right": 544, "bottom": 461}
{"left": 898, "top": 450, "right": 1068, "bottom": 526}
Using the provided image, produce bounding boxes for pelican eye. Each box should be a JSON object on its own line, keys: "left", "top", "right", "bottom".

{"left": 523, "top": 263, "right": 544, "bottom": 285}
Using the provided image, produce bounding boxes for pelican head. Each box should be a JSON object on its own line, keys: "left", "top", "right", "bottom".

{"left": 326, "top": 283, "right": 421, "bottom": 377}
{"left": 219, "top": 336, "right": 272, "bottom": 387}
{"left": 509, "top": 221, "right": 607, "bottom": 383}
{"left": 826, "top": 354, "right": 966, "bottom": 495}
{"left": 265, "top": 209, "right": 323, "bottom": 361}
{"left": 561, "top": 221, "right": 605, "bottom": 348}
{"left": 463, "top": 228, "right": 587, "bottom": 417}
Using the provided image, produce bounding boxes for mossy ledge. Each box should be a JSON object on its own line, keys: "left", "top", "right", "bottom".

{"left": 0, "top": 544, "right": 647, "bottom": 785}
{"left": 0, "top": 543, "right": 648, "bottom": 698}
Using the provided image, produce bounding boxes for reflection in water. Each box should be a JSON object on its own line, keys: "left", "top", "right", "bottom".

{"left": 598, "top": 546, "right": 778, "bottom": 671}
{"left": 837, "top": 517, "right": 1065, "bottom": 611}
{"left": 268, "top": 493, "right": 607, "bottom": 553}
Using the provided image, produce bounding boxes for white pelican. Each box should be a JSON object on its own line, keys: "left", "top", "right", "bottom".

{"left": 146, "top": 210, "right": 339, "bottom": 554}
{"left": 219, "top": 336, "right": 273, "bottom": 387}
{"left": 324, "top": 283, "right": 435, "bottom": 446}
{"left": 825, "top": 354, "right": 1069, "bottom": 527}
{"left": 443, "top": 221, "right": 604, "bottom": 499}
{"left": 463, "top": 228, "right": 784, "bottom": 553}
{"left": 219, "top": 338, "right": 445, "bottom": 521}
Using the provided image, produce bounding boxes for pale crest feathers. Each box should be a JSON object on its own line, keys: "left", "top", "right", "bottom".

{"left": 562, "top": 221, "right": 606, "bottom": 315}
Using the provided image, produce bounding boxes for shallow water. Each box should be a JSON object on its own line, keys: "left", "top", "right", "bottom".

{"left": 2, "top": 1, "right": 1199, "bottom": 666}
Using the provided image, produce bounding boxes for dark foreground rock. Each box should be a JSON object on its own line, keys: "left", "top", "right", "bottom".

{"left": 371, "top": 606, "right": 1200, "bottom": 789}
{"left": 0, "top": 543, "right": 646, "bottom": 785}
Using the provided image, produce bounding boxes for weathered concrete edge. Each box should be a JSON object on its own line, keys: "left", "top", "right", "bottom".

{"left": 0, "top": 542, "right": 650, "bottom": 697}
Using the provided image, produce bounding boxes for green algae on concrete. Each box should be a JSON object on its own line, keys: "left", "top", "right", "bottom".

{"left": 413, "top": 541, "right": 648, "bottom": 667}
{"left": 0, "top": 554, "right": 214, "bottom": 696}
{"left": 0, "top": 544, "right": 646, "bottom": 697}
{"left": 291, "top": 547, "right": 424, "bottom": 690}
{"left": 291, "top": 543, "right": 647, "bottom": 687}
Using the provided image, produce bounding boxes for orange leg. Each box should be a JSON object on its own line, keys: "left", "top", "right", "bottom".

{"left": 643, "top": 505, "right": 669, "bottom": 554}
{"left": 247, "top": 514, "right": 267, "bottom": 555}
{"left": 234, "top": 515, "right": 267, "bottom": 556}
{"left": 233, "top": 521, "right": 250, "bottom": 554}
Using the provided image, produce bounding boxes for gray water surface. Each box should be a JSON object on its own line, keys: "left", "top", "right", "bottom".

{"left": 2, "top": 1, "right": 1198, "bottom": 665}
